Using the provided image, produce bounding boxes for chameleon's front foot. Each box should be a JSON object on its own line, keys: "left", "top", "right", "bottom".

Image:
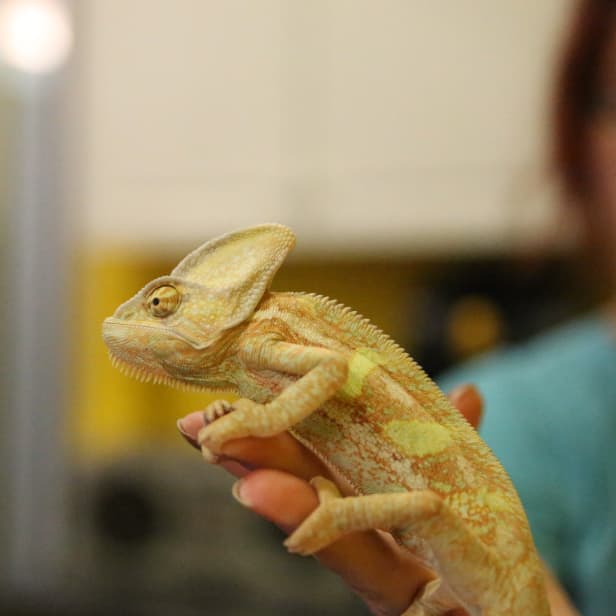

{"left": 197, "top": 397, "right": 270, "bottom": 463}
{"left": 198, "top": 399, "right": 237, "bottom": 462}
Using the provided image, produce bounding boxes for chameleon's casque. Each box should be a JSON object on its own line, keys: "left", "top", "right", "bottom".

{"left": 103, "top": 223, "right": 550, "bottom": 615}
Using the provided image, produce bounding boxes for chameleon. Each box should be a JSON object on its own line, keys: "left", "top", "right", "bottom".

{"left": 102, "top": 223, "right": 550, "bottom": 615}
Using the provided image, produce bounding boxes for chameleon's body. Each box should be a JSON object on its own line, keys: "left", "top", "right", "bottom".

{"left": 103, "top": 224, "right": 550, "bottom": 615}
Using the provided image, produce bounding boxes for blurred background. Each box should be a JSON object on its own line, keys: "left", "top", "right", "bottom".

{"left": 0, "top": 0, "right": 602, "bottom": 614}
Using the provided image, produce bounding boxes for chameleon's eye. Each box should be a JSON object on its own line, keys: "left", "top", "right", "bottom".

{"left": 147, "top": 285, "right": 181, "bottom": 317}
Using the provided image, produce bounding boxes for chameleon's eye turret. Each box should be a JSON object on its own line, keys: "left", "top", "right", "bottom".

{"left": 147, "top": 285, "right": 181, "bottom": 318}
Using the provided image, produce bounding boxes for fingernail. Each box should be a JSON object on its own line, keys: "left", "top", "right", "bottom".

{"left": 176, "top": 419, "right": 200, "bottom": 450}
{"left": 231, "top": 479, "right": 252, "bottom": 507}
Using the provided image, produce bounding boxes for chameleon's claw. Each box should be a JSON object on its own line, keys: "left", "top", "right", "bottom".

{"left": 284, "top": 537, "right": 309, "bottom": 556}
{"left": 284, "top": 509, "right": 339, "bottom": 555}
{"left": 200, "top": 443, "right": 220, "bottom": 464}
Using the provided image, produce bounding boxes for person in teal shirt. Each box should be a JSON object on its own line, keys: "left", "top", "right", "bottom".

{"left": 439, "top": 1, "right": 616, "bottom": 609}
{"left": 442, "top": 1, "right": 616, "bottom": 608}
{"left": 179, "top": 2, "right": 616, "bottom": 614}
{"left": 439, "top": 313, "right": 616, "bottom": 616}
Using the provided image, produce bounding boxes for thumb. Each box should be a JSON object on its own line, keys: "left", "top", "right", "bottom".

{"left": 448, "top": 384, "right": 483, "bottom": 430}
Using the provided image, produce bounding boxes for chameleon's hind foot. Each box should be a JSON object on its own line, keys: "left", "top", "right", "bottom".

{"left": 284, "top": 476, "right": 346, "bottom": 555}
{"left": 284, "top": 483, "right": 441, "bottom": 556}
{"left": 285, "top": 487, "right": 491, "bottom": 613}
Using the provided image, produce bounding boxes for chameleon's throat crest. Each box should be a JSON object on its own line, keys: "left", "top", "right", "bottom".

{"left": 107, "top": 352, "right": 214, "bottom": 392}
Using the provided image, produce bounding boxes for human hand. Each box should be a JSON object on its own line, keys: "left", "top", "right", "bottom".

{"left": 177, "top": 384, "right": 482, "bottom": 616}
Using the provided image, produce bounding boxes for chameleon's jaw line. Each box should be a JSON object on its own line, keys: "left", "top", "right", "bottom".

{"left": 103, "top": 317, "right": 211, "bottom": 351}
{"left": 103, "top": 319, "right": 216, "bottom": 391}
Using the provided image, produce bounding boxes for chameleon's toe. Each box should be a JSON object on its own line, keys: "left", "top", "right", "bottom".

{"left": 284, "top": 513, "right": 341, "bottom": 555}
{"left": 200, "top": 443, "right": 220, "bottom": 464}
{"left": 203, "top": 399, "right": 234, "bottom": 425}
{"left": 198, "top": 424, "right": 222, "bottom": 464}
{"left": 284, "top": 476, "right": 345, "bottom": 555}
{"left": 309, "top": 476, "right": 342, "bottom": 501}
{"left": 284, "top": 525, "right": 328, "bottom": 556}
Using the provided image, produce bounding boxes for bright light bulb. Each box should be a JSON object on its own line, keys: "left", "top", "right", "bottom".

{"left": 0, "top": 0, "right": 72, "bottom": 74}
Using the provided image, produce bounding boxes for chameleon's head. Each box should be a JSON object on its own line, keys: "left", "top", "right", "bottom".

{"left": 102, "top": 223, "right": 295, "bottom": 389}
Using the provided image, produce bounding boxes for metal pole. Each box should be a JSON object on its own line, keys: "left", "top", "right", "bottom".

{"left": 7, "top": 71, "right": 69, "bottom": 593}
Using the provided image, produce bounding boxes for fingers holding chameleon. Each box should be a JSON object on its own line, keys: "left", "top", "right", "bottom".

{"left": 176, "top": 383, "right": 483, "bottom": 516}
{"left": 177, "top": 405, "right": 331, "bottom": 480}
{"left": 177, "top": 412, "right": 434, "bottom": 615}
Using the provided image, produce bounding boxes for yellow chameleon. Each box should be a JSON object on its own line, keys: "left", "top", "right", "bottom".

{"left": 102, "top": 223, "right": 550, "bottom": 615}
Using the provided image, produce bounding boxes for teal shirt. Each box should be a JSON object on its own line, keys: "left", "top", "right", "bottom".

{"left": 438, "top": 315, "right": 616, "bottom": 616}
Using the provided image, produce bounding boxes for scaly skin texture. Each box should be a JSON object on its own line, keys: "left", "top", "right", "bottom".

{"left": 102, "top": 224, "right": 550, "bottom": 615}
